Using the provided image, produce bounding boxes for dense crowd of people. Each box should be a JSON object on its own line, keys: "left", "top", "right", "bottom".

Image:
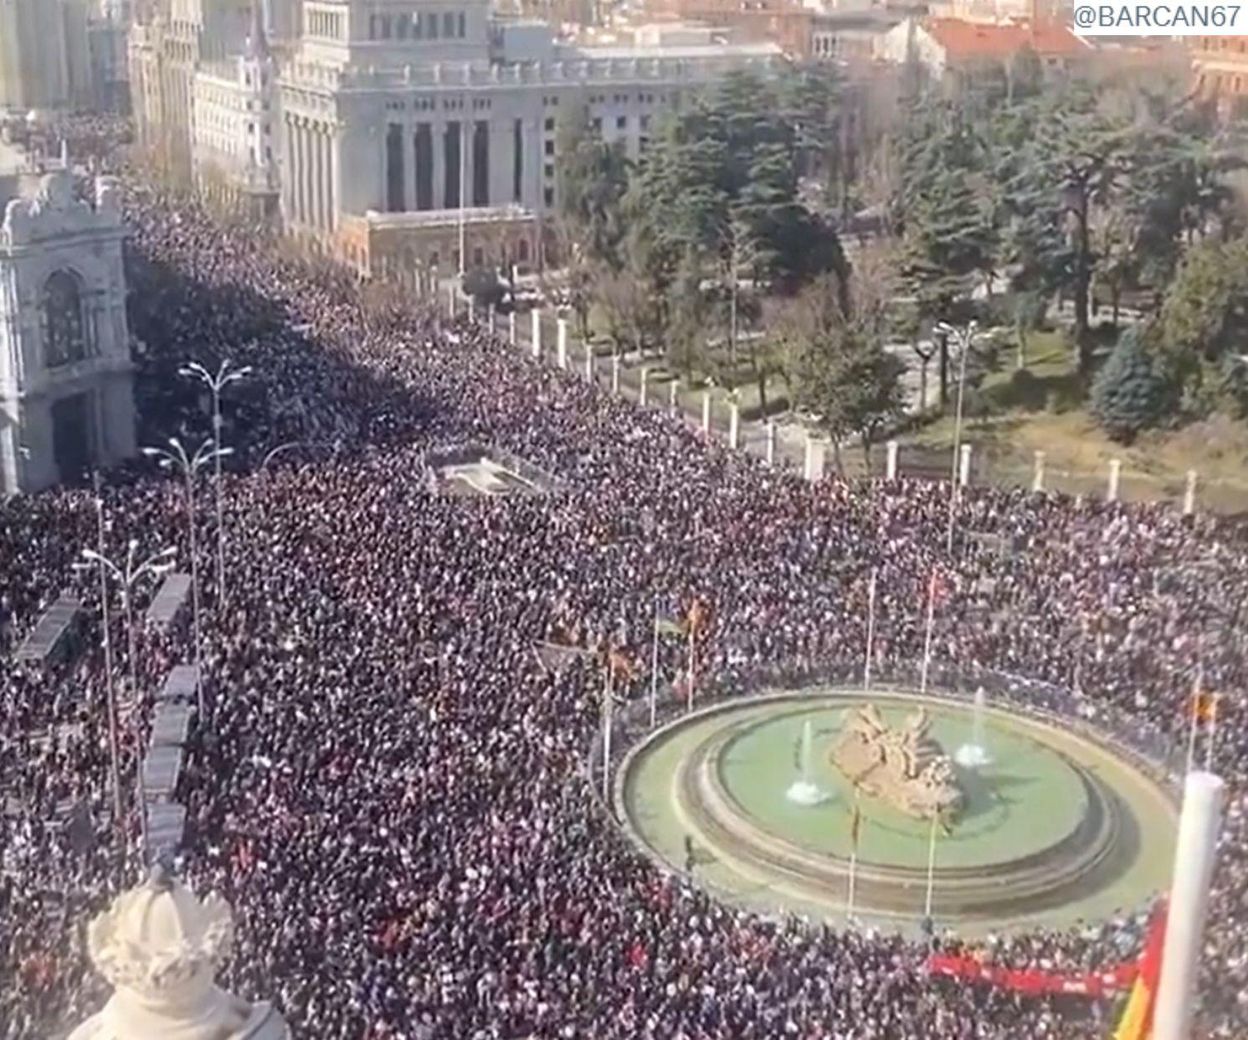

{"left": 2, "top": 126, "right": 1247, "bottom": 1039}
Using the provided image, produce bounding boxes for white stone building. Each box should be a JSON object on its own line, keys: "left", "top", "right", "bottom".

{"left": 0, "top": 0, "right": 95, "bottom": 112}
{"left": 0, "top": 142, "right": 136, "bottom": 495}
{"left": 191, "top": 5, "right": 281, "bottom": 214}
{"left": 276, "top": 2, "right": 782, "bottom": 277}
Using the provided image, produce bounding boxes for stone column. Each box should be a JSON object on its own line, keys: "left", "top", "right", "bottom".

{"left": 611, "top": 354, "right": 621, "bottom": 393}
{"left": 487, "top": 304, "right": 496, "bottom": 334}
{"left": 490, "top": 118, "right": 512, "bottom": 208}
{"left": 447, "top": 283, "right": 457, "bottom": 318}
{"left": 1107, "top": 458, "right": 1121, "bottom": 502}
{"left": 432, "top": 119, "right": 446, "bottom": 209}
{"left": 1183, "top": 470, "right": 1197, "bottom": 515}
{"left": 886, "top": 439, "right": 899, "bottom": 480}
{"left": 301, "top": 120, "right": 314, "bottom": 229}
{"left": 508, "top": 310, "right": 517, "bottom": 345}
{"left": 312, "top": 123, "right": 324, "bottom": 229}
{"left": 701, "top": 391, "right": 712, "bottom": 435}
{"left": 804, "top": 435, "right": 826, "bottom": 482}
{"left": 669, "top": 381, "right": 678, "bottom": 415}
{"left": 728, "top": 402, "right": 740, "bottom": 450}
{"left": 556, "top": 317, "right": 568, "bottom": 370}
{"left": 584, "top": 340, "right": 595, "bottom": 380}
{"left": 530, "top": 309, "right": 542, "bottom": 358}
{"left": 765, "top": 422, "right": 777, "bottom": 467}
{"left": 959, "top": 443, "right": 972, "bottom": 487}
{"left": 1154, "top": 772, "right": 1225, "bottom": 1040}
{"left": 468, "top": 295, "right": 476, "bottom": 324}
{"left": 1032, "top": 450, "right": 1045, "bottom": 492}
{"left": 639, "top": 366, "right": 650, "bottom": 406}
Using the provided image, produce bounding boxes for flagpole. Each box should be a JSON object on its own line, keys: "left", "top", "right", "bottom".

{"left": 920, "top": 569, "right": 937, "bottom": 695}
{"left": 846, "top": 786, "right": 861, "bottom": 923}
{"left": 686, "top": 625, "right": 695, "bottom": 714}
{"left": 649, "top": 597, "right": 660, "bottom": 729}
{"left": 1185, "top": 661, "right": 1203, "bottom": 776}
{"left": 864, "top": 568, "right": 877, "bottom": 691}
{"left": 602, "top": 663, "right": 614, "bottom": 801}
{"left": 923, "top": 812, "right": 939, "bottom": 921}
{"left": 1205, "top": 692, "right": 1219, "bottom": 773}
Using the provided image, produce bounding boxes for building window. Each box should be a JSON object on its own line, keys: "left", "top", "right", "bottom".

{"left": 369, "top": 13, "right": 377, "bottom": 38}
{"left": 543, "top": 187, "right": 553, "bottom": 206}
{"left": 41, "top": 271, "right": 89, "bottom": 368}
{"left": 429, "top": 13, "right": 438, "bottom": 38}
{"left": 398, "top": 14, "right": 408, "bottom": 38}
{"left": 544, "top": 117, "right": 554, "bottom": 131}
{"left": 443, "top": 11, "right": 454, "bottom": 36}
{"left": 616, "top": 115, "right": 626, "bottom": 130}
{"left": 591, "top": 117, "right": 602, "bottom": 133}
{"left": 544, "top": 139, "right": 554, "bottom": 156}
{"left": 381, "top": 15, "right": 392, "bottom": 38}
{"left": 414, "top": 12, "right": 424, "bottom": 37}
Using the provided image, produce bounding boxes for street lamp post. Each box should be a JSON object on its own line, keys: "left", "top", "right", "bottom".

{"left": 142, "top": 437, "right": 231, "bottom": 720}
{"left": 179, "top": 360, "right": 252, "bottom": 604}
{"left": 80, "top": 540, "right": 177, "bottom": 868}
{"left": 936, "top": 320, "right": 977, "bottom": 556}
{"left": 88, "top": 474, "right": 123, "bottom": 834}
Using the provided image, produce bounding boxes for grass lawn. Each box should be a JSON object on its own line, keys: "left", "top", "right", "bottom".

{"left": 904, "top": 332, "right": 1248, "bottom": 513}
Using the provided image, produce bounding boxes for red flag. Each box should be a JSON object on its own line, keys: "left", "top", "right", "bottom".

{"left": 1114, "top": 901, "right": 1167, "bottom": 1040}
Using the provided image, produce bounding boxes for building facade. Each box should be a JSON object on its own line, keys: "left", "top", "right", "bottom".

{"left": 1190, "top": 37, "right": 1248, "bottom": 114}
{"left": 0, "top": 144, "right": 136, "bottom": 495}
{"left": 276, "top": 3, "right": 781, "bottom": 278}
{"left": 0, "top": 0, "right": 96, "bottom": 113}
{"left": 191, "top": 6, "right": 281, "bottom": 214}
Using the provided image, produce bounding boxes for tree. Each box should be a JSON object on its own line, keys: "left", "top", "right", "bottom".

{"left": 1091, "top": 326, "right": 1172, "bottom": 442}
{"left": 555, "top": 99, "right": 631, "bottom": 269}
{"left": 461, "top": 266, "right": 505, "bottom": 311}
{"left": 1157, "top": 236, "right": 1248, "bottom": 416}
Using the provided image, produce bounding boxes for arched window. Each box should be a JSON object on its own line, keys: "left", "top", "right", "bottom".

{"left": 41, "top": 271, "right": 89, "bottom": 369}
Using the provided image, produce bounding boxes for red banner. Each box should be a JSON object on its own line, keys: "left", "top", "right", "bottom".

{"left": 927, "top": 953, "right": 1138, "bottom": 998}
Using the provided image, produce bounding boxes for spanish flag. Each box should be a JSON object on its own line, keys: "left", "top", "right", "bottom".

{"left": 686, "top": 598, "right": 711, "bottom": 637}
{"left": 1114, "top": 901, "right": 1167, "bottom": 1040}
{"left": 1191, "top": 690, "right": 1217, "bottom": 723}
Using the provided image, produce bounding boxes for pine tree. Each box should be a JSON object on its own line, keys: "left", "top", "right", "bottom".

{"left": 1091, "top": 328, "right": 1172, "bottom": 443}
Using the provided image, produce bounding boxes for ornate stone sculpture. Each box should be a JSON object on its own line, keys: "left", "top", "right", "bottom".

{"left": 832, "top": 705, "right": 964, "bottom": 821}
{"left": 67, "top": 864, "right": 289, "bottom": 1040}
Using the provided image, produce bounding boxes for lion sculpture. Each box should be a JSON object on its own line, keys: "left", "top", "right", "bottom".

{"left": 831, "top": 705, "right": 964, "bottom": 821}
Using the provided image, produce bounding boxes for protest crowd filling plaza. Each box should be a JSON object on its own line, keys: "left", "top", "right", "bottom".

{"left": 1, "top": 120, "right": 1246, "bottom": 1040}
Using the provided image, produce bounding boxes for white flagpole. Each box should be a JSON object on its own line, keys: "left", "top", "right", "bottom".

{"left": 846, "top": 787, "right": 861, "bottom": 923}
{"left": 864, "top": 568, "right": 878, "bottom": 691}
{"left": 686, "top": 624, "right": 695, "bottom": 714}
{"left": 1186, "top": 661, "right": 1203, "bottom": 776}
{"left": 919, "top": 569, "right": 937, "bottom": 695}
{"left": 649, "top": 598, "right": 660, "bottom": 729}
{"left": 458, "top": 120, "right": 467, "bottom": 278}
{"left": 602, "top": 664, "right": 614, "bottom": 801}
{"left": 923, "top": 812, "right": 939, "bottom": 920}
{"left": 1205, "top": 692, "right": 1219, "bottom": 773}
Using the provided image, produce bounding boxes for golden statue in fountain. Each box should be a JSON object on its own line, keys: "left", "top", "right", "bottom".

{"left": 832, "top": 705, "right": 964, "bottom": 822}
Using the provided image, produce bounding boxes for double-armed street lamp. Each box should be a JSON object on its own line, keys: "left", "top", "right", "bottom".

{"left": 935, "top": 319, "right": 978, "bottom": 556}
{"left": 142, "top": 437, "right": 232, "bottom": 719}
{"left": 179, "top": 359, "right": 252, "bottom": 603}
{"left": 80, "top": 540, "right": 177, "bottom": 867}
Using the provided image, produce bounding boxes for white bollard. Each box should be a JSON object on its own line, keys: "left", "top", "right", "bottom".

{"left": 959, "top": 443, "right": 972, "bottom": 487}
{"left": 584, "top": 341, "right": 595, "bottom": 380}
{"left": 1154, "top": 772, "right": 1225, "bottom": 1040}
{"left": 556, "top": 318, "right": 569, "bottom": 370}
{"left": 508, "top": 310, "right": 517, "bottom": 346}
{"left": 639, "top": 367, "right": 650, "bottom": 406}
{"left": 766, "top": 422, "right": 777, "bottom": 466}
{"left": 611, "top": 354, "right": 621, "bottom": 394}
{"left": 669, "top": 381, "right": 678, "bottom": 415}
{"left": 1183, "top": 469, "right": 1197, "bottom": 515}
{"left": 487, "top": 304, "right": 496, "bottom": 335}
{"left": 701, "top": 391, "right": 712, "bottom": 435}
{"left": 803, "top": 434, "right": 826, "bottom": 482}
{"left": 468, "top": 295, "right": 476, "bottom": 324}
{"left": 448, "top": 284, "right": 457, "bottom": 317}
{"left": 530, "top": 309, "right": 542, "bottom": 359}
{"left": 1107, "top": 458, "right": 1121, "bottom": 502}
{"left": 1032, "top": 450, "right": 1045, "bottom": 492}
{"left": 886, "top": 439, "right": 899, "bottom": 480}
{"left": 728, "top": 402, "right": 740, "bottom": 449}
